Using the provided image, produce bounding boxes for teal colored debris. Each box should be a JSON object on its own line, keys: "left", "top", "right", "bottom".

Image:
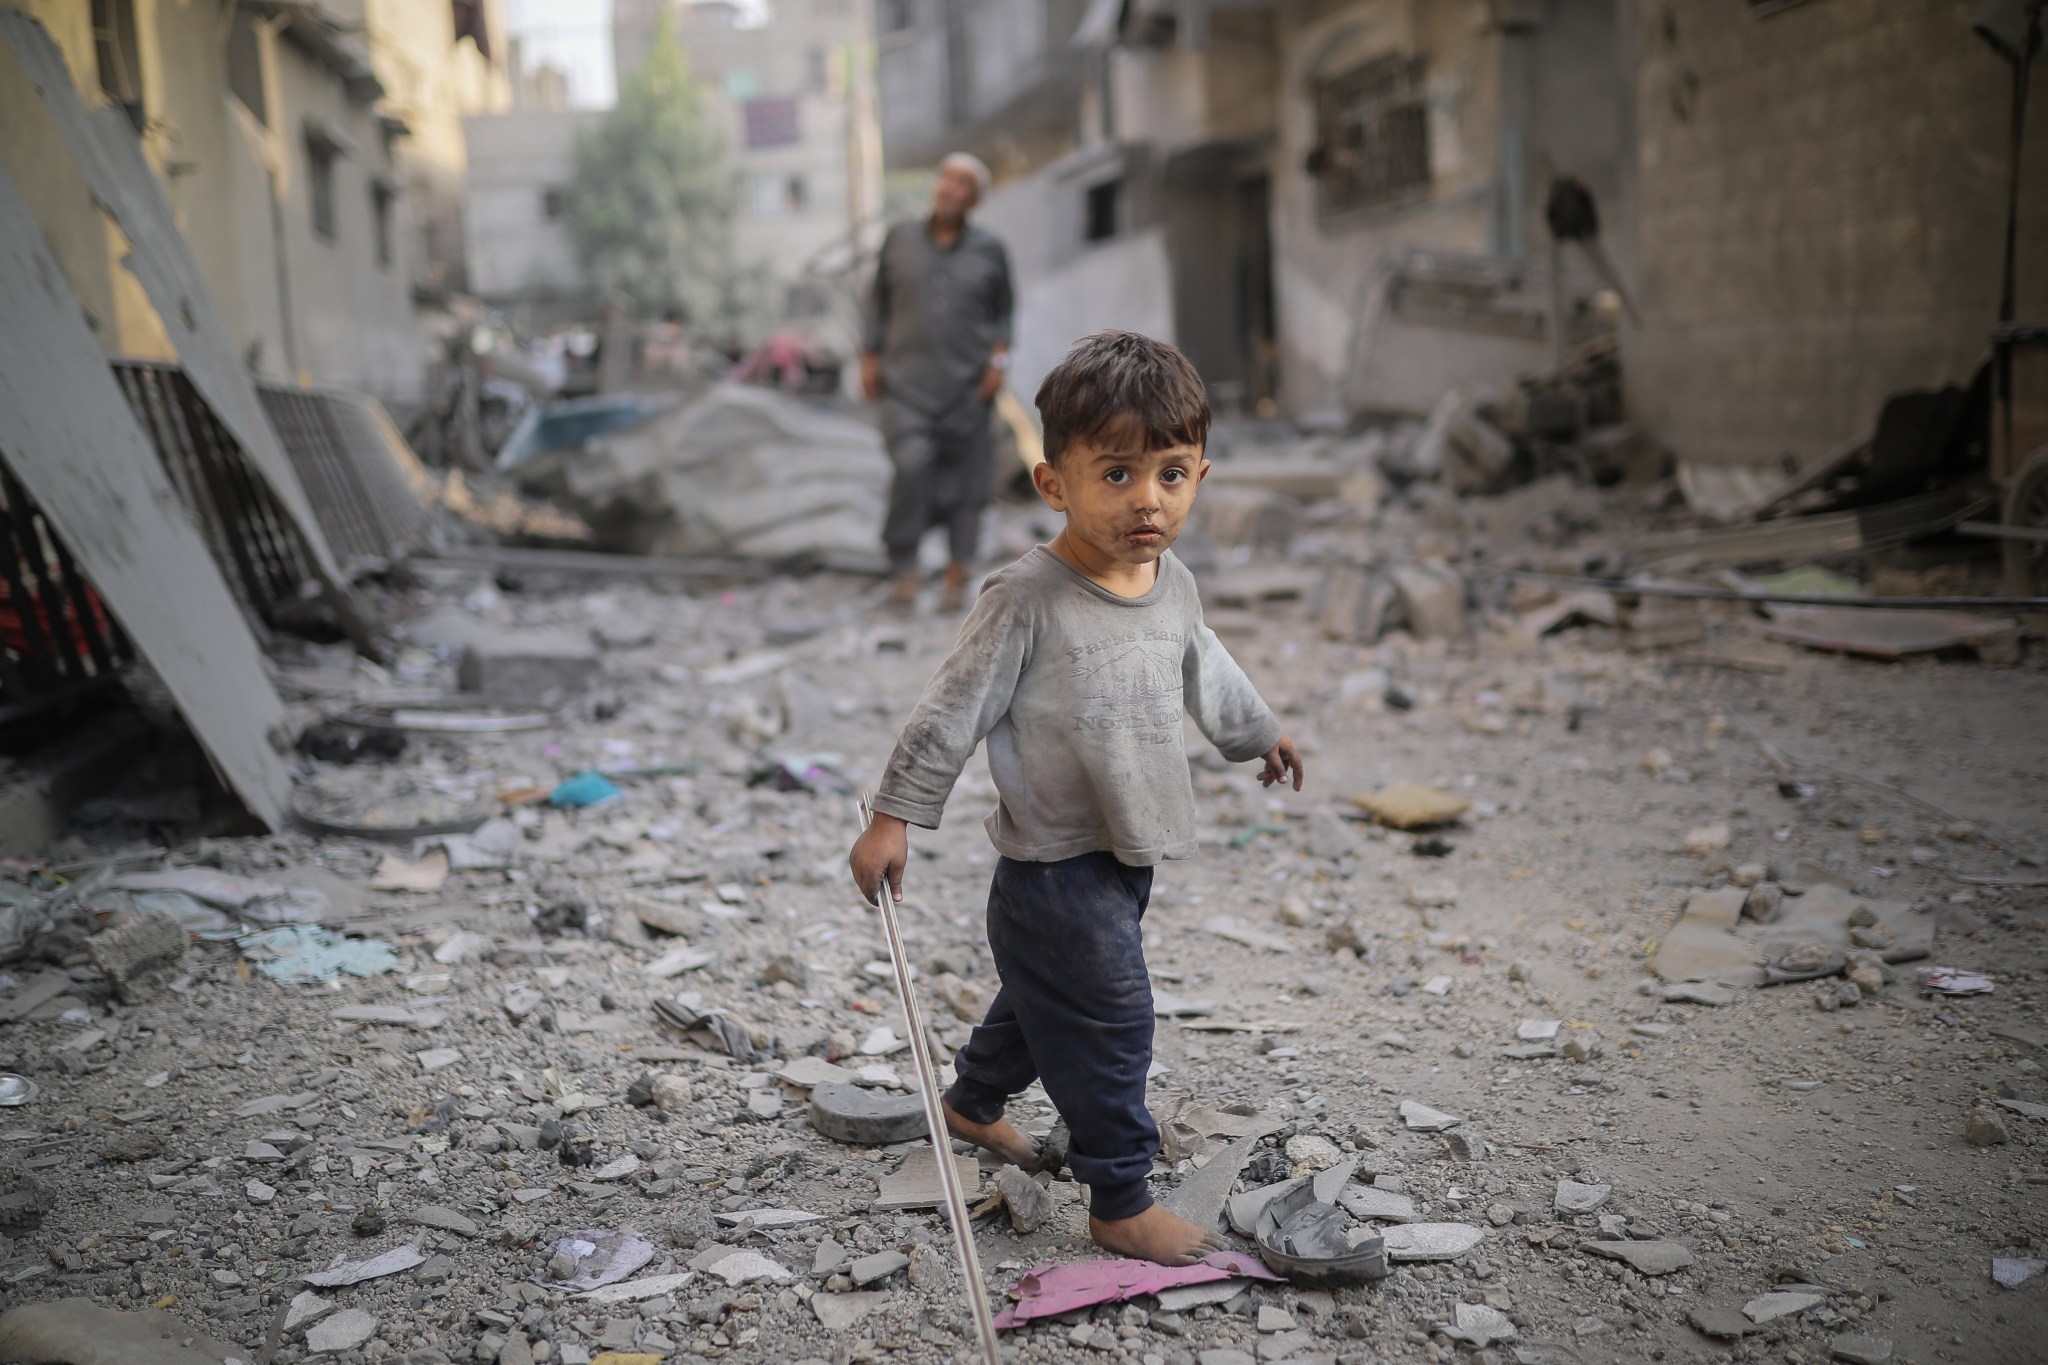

{"left": 240, "top": 925, "right": 397, "bottom": 983}
{"left": 549, "top": 771, "right": 622, "bottom": 808}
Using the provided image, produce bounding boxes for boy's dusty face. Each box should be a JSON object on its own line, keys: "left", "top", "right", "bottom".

{"left": 1033, "top": 435, "right": 1210, "bottom": 569}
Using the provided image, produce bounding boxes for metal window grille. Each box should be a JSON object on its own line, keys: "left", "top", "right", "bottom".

{"left": 1313, "top": 53, "right": 1430, "bottom": 220}
{"left": 256, "top": 381, "right": 433, "bottom": 569}
{"left": 0, "top": 463, "right": 133, "bottom": 711}
{"left": 110, "top": 362, "right": 312, "bottom": 625}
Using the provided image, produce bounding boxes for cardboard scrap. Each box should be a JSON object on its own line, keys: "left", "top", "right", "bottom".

{"left": 992, "top": 1252, "right": 1280, "bottom": 1329}
{"left": 1350, "top": 785, "right": 1472, "bottom": 830}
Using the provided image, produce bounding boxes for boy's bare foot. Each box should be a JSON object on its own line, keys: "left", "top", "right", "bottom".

{"left": 887, "top": 573, "right": 919, "bottom": 607}
{"left": 1088, "top": 1205, "right": 1226, "bottom": 1266}
{"left": 941, "top": 1099, "right": 1040, "bottom": 1170}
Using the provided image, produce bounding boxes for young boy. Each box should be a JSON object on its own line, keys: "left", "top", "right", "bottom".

{"left": 848, "top": 330, "right": 1304, "bottom": 1265}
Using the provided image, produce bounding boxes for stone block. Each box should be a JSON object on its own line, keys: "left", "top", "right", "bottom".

{"left": 457, "top": 627, "right": 599, "bottom": 703}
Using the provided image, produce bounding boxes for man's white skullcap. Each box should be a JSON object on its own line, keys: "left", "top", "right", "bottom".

{"left": 940, "top": 151, "right": 991, "bottom": 196}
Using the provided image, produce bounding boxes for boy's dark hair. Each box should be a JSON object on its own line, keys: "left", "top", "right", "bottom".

{"left": 1034, "top": 330, "right": 1210, "bottom": 467}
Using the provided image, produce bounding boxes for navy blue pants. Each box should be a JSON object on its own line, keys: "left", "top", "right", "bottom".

{"left": 943, "top": 851, "right": 1159, "bottom": 1220}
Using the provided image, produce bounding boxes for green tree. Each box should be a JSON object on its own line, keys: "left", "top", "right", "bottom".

{"left": 566, "top": 17, "right": 736, "bottom": 325}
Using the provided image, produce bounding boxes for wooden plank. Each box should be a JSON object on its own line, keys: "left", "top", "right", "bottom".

{"left": 0, "top": 11, "right": 374, "bottom": 653}
{"left": 0, "top": 161, "right": 290, "bottom": 831}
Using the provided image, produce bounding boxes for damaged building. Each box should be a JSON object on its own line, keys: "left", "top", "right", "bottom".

{"left": 0, "top": 0, "right": 511, "bottom": 404}
{"left": 877, "top": 0, "right": 2047, "bottom": 473}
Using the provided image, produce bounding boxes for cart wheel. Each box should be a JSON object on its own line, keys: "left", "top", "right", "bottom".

{"left": 2006, "top": 445, "right": 2048, "bottom": 603}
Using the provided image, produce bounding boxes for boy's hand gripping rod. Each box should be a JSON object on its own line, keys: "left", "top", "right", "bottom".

{"left": 857, "top": 795, "right": 1002, "bottom": 1365}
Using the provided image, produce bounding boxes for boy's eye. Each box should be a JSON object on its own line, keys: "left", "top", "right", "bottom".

{"left": 1105, "top": 468, "right": 1128, "bottom": 484}
{"left": 1161, "top": 467, "right": 1185, "bottom": 483}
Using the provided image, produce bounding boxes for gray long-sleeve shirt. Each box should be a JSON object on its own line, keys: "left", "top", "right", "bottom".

{"left": 871, "top": 547, "right": 1282, "bottom": 865}
{"left": 864, "top": 218, "right": 1013, "bottom": 426}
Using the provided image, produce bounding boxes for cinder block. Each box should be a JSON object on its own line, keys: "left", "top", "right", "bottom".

{"left": 457, "top": 627, "right": 599, "bottom": 703}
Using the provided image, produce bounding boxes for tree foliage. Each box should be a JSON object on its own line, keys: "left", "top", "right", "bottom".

{"left": 565, "top": 18, "right": 737, "bottom": 324}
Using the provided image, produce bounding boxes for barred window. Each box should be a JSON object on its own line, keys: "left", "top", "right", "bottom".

{"left": 1309, "top": 53, "right": 1430, "bottom": 221}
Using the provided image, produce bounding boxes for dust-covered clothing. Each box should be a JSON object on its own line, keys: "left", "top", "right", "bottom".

{"left": 944, "top": 851, "right": 1160, "bottom": 1219}
{"left": 865, "top": 218, "right": 1013, "bottom": 568}
{"left": 864, "top": 219, "right": 1013, "bottom": 424}
{"left": 869, "top": 546, "right": 1282, "bottom": 864}
{"left": 878, "top": 398, "right": 991, "bottom": 574}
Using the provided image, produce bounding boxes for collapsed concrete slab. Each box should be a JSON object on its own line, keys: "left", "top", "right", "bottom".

{"left": 512, "top": 384, "right": 892, "bottom": 565}
{"left": 0, "top": 160, "right": 291, "bottom": 830}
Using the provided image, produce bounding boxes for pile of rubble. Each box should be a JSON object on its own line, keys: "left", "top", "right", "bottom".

{"left": 508, "top": 384, "right": 893, "bottom": 569}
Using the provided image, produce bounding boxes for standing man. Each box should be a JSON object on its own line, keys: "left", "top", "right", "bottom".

{"left": 862, "top": 152, "right": 1014, "bottom": 610}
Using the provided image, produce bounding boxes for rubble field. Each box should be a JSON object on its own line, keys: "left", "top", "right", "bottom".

{"left": 1, "top": 506, "right": 2044, "bottom": 1365}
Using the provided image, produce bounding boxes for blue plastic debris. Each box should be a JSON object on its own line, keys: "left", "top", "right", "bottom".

{"left": 549, "top": 771, "right": 622, "bottom": 809}
{"left": 239, "top": 926, "right": 398, "bottom": 984}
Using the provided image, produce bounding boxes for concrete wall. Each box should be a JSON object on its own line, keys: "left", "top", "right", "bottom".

{"left": 1268, "top": 0, "right": 1516, "bottom": 419}
{"left": 0, "top": 2, "right": 417, "bottom": 401}
{"left": 0, "top": 1, "right": 174, "bottom": 360}
{"left": 1623, "top": 0, "right": 2048, "bottom": 467}
{"left": 1011, "top": 228, "right": 1177, "bottom": 408}
{"left": 269, "top": 32, "right": 422, "bottom": 400}
{"left": 334, "top": 0, "right": 511, "bottom": 295}
{"left": 462, "top": 109, "right": 604, "bottom": 300}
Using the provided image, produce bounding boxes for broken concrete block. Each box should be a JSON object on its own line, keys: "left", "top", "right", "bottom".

{"left": 1318, "top": 566, "right": 1395, "bottom": 644}
{"left": 930, "top": 972, "right": 986, "bottom": 1022}
{"left": 992, "top": 1165, "right": 1054, "bottom": 1234}
{"left": 874, "top": 1148, "right": 979, "bottom": 1210}
{"left": 457, "top": 627, "right": 599, "bottom": 703}
{"left": 848, "top": 1250, "right": 909, "bottom": 1286}
{"left": 1389, "top": 563, "right": 1468, "bottom": 641}
{"left": 1195, "top": 486, "right": 1302, "bottom": 551}
{"left": 85, "top": 910, "right": 186, "bottom": 1004}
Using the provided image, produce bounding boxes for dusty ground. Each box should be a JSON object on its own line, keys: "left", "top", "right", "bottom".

{"left": 1, "top": 498, "right": 2045, "bottom": 1365}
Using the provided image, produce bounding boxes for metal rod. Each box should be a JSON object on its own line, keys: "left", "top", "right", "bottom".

{"left": 1959, "top": 519, "right": 2048, "bottom": 545}
{"left": 856, "top": 794, "right": 1002, "bottom": 1365}
{"left": 1484, "top": 569, "right": 2048, "bottom": 611}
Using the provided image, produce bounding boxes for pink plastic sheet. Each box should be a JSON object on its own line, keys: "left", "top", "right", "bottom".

{"left": 993, "top": 1251, "right": 1281, "bottom": 1329}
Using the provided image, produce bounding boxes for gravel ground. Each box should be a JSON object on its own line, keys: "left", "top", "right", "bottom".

{"left": 2, "top": 496, "right": 2045, "bottom": 1365}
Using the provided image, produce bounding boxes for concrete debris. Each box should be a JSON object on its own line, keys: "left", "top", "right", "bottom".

{"left": 1830, "top": 1333, "right": 1895, "bottom": 1365}
{"left": 812, "top": 1291, "right": 890, "bottom": 1332}
{"left": 1445, "top": 1301, "right": 1518, "bottom": 1347}
{"left": 1201, "top": 915, "right": 1296, "bottom": 953}
{"left": 1162, "top": 1135, "right": 1260, "bottom": 1231}
{"left": 1399, "top": 1100, "right": 1462, "bottom": 1131}
{"left": 989, "top": 1164, "right": 1056, "bottom": 1233}
{"left": 306, "top": 1306, "right": 379, "bottom": 1353}
{"left": 1578, "top": 1239, "right": 1694, "bottom": 1275}
{"left": 83, "top": 910, "right": 186, "bottom": 1004}
{"left": 873, "top": 1147, "right": 978, "bottom": 1211}
{"left": 458, "top": 627, "right": 600, "bottom": 703}
{"left": 303, "top": 1243, "right": 425, "bottom": 1286}
{"left": 0, "top": 1299, "right": 251, "bottom": 1364}
{"left": 1389, "top": 563, "right": 1469, "bottom": 641}
{"left": 1743, "top": 1289, "right": 1824, "bottom": 1323}
{"left": 513, "top": 383, "right": 892, "bottom": 563}
{"left": 1964, "top": 1107, "right": 2010, "bottom": 1146}
{"left": 1554, "top": 1179, "right": 1612, "bottom": 1214}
